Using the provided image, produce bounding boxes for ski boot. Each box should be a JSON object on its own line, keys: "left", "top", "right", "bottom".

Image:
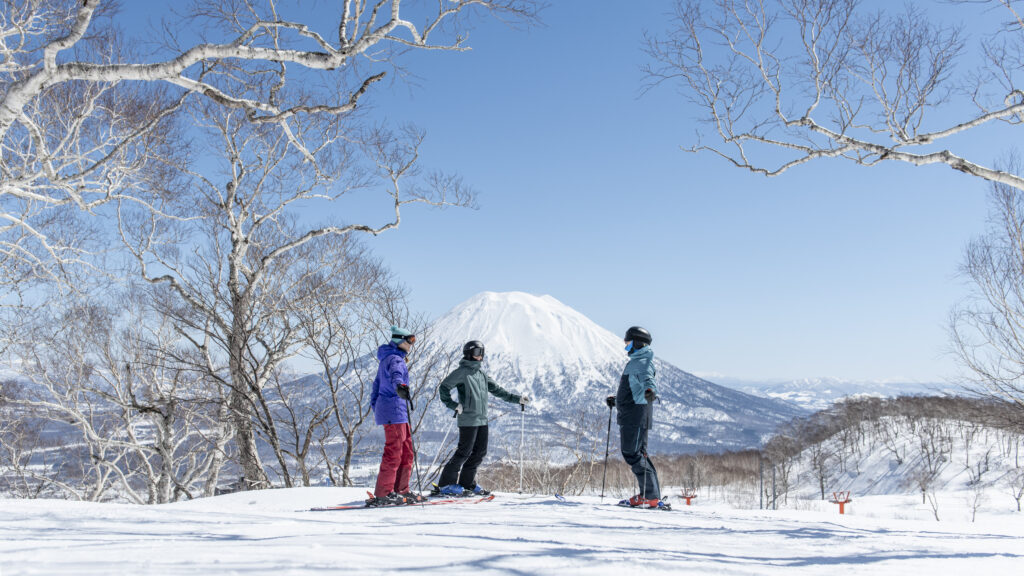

{"left": 438, "top": 484, "right": 466, "bottom": 497}
{"left": 468, "top": 484, "right": 491, "bottom": 496}
{"left": 619, "top": 494, "right": 662, "bottom": 509}
{"left": 399, "top": 491, "right": 427, "bottom": 504}
{"left": 365, "top": 492, "right": 407, "bottom": 507}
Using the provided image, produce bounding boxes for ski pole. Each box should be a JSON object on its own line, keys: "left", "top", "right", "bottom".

{"left": 600, "top": 403, "right": 613, "bottom": 501}
{"left": 404, "top": 397, "right": 425, "bottom": 499}
{"left": 640, "top": 424, "right": 648, "bottom": 502}
{"left": 519, "top": 402, "right": 525, "bottom": 493}
{"left": 424, "top": 411, "right": 458, "bottom": 484}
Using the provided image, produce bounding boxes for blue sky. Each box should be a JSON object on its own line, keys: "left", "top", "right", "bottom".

{"left": 353, "top": 2, "right": 1001, "bottom": 383}
{"left": 121, "top": 2, "right": 1005, "bottom": 382}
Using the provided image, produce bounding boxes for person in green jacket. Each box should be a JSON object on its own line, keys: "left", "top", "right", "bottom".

{"left": 434, "top": 340, "right": 530, "bottom": 496}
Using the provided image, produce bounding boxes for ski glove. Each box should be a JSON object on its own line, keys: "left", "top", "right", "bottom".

{"left": 396, "top": 384, "right": 410, "bottom": 400}
{"left": 455, "top": 404, "right": 464, "bottom": 415}
{"left": 519, "top": 395, "right": 530, "bottom": 405}
{"left": 644, "top": 389, "right": 656, "bottom": 402}
{"left": 605, "top": 396, "right": 615, "bottom": 408}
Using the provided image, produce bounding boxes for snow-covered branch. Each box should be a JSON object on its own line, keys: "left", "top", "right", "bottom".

{"left": 646, "top": 0, "right": 1024, "bottom": 191}
{"left": 0, "top": 0, "right": 533, "bottom": 289}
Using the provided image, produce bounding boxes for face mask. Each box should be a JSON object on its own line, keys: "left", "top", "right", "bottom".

{"left": 624, "top": 342, "right": 633, "bottom": 353}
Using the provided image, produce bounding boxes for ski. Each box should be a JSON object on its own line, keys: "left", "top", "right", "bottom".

{"left": 421, "top": 494, "right": 495, "bottom": 506}
{"left": 426, "top": 482, "right": 492, "bottom": 499}
{"left": 615, "top": 496, "right": 673, "bottom": 511}
{"left": 310, "top": 493, "right": 494, "bottom": 512}
{"left": 615, "top": 501, "right": 672, "bottom": 511}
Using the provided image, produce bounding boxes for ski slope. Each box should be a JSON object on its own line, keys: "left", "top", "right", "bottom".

{"left": 1, "top": 487, "right": 1021, "bottom": 575}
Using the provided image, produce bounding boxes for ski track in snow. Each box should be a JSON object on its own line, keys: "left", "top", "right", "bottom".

{"left": 1, "top": 488, "right": 1022, "bottom": 575}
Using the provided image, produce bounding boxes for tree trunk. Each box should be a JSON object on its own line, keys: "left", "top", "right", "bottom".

{"left": 226, "top": 272, "right": 270, "bottom": 490}
{"left": 343, "top": 433, "right": 355, "bottom": 487}
{"left": 228, "top": 385, "right": 269, "bottom": 490}
{"left": 202, "top": 411, "right": 231, "bottom": 498}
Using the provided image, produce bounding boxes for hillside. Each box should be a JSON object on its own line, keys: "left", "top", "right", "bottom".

{"left": 657, "top": 396, "right": 1024, "bottom": 525}
{"left": 778, "top": 398, "right": 1024, "bottom": 507}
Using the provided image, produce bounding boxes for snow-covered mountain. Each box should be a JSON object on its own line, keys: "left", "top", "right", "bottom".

{"left": 708, "top": 376, "right": 958, "bottom": 411}
{"left": 410, "top": 292, "right": 805, "bottom": 454}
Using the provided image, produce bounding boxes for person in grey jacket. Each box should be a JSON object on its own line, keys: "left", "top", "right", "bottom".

{"left": 605, "top": 326, "right": 663, "bottom": 508}
{"left": 434, "top": 340, "right": 530, "bottom": 496}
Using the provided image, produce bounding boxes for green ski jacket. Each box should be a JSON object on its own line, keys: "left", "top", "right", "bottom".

{"left": 438, "top": 358, "right": 522, "bottom": 427}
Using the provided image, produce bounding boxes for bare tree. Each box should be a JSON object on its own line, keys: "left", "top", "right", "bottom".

{"left": 310, "top": 258, "right": 397, "bottom": 487}
{"left": 952, "top": 163, "right": 1024, "bottom": 419}
{"left": 260, "top": 366, "right": 330, "bottom": 487}
{"left": 297, "top": 265, "right": 380, "bottom": 487}
{"left": 0, "top": 378, "right": 70, "bottom": 498}
{"left": 116, "top": 85, "right": 471, "bottom": 489}
{"left": 11, "top": 291, "right": 229, "bottom": 503}
{"left": 1007, "top": 467, "right": 1024, "bottom": 511}
{"left": 645, "top": 0, "right": 1024, "bottom": 190}
{"left": 0, "top": 0, "right": 539, "bottom": 289}
{"left": 807, "top": 441, "right": 834, "bottom": 500}
{"left": 105, "top": 0, "right": 541, "bottom": 491}
{"left": 274, "top": 244, "right": 416, "bottom": 487}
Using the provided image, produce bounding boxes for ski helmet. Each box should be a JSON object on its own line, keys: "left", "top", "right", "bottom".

{"left": 462, "top": 340, "right": 485, "bottom": 360}
{"left": 624, "top": 326, "right": 652, "bottom": 347}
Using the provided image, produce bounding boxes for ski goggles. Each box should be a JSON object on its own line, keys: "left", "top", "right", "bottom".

{"left": 394, "top": 334, "right": 416, "bottom": 344}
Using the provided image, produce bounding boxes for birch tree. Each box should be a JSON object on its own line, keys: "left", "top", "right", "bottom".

{"left": 4, "top": 0, "right": 537, "bottom": 492}
{"left": 645, "top": 0, "right": 1024, "bottom": 190}
{"left": 13, "top": 292, "right": 229, "bottom": 503}
{"left": 952, "top": 160, "right": 1024, "bottom": 419}
{"left": 0, "top": 0, "right": 538, "bottom": 299}
{"left": 119, "top": 89, "right": 473, "bottom": 488}
{"left": 295, "top": 247, "right": 403, "bottom": 487}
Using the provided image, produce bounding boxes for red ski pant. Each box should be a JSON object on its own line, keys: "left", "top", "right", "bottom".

{"left": 374, "top": 423, "right": 414, "bottom": 497}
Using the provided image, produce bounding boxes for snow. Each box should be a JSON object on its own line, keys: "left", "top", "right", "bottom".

{"left": 426, "top": 291, "right": 625, "bottom": 372}
{"left": 712, "top": 376, "right": 957, "bottom": 411}
{"left": 1, "top": 488, "right": 1022, "bottom": 575}
{"left": 415, "top": 291, "right": 801, "bottom": 453}
{"left": 4, "top": 292, "right": 1019, "bottom": 574}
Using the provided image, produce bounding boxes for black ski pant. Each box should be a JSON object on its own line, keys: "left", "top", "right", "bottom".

{"left": 438, "top": 425, "right": 489, "bottom": 489}
{"left": 619, "top": 405, "right": 660, "bottom": 499}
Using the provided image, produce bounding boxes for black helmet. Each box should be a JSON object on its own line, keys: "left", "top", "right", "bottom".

{"left": 462, "top": 340, "right": 485, "bottom": 360}
{"left": 624, "top": 326, "right": 652, "bottom": 347}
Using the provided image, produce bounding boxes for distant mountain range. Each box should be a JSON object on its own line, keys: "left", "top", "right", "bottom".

{"left": 705, "top": 375, "right": 961, "bottom": 411}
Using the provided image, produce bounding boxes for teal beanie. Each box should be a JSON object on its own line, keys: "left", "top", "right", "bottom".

{"left": 390, "top": 325, "right": 413, "bottom": 344}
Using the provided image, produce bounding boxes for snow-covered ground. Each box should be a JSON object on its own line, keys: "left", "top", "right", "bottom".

{"left": 1, "top": 487, "right": 1021, "bottom": 575}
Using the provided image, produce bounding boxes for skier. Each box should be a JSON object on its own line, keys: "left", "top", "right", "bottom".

{"left": 605, "top": 326, "right": 664, "bottom": 509}
{"left": 367, "top": 326, "right": 423, "bottom": 506}
{"left": 434, "top": 340, "right": 530, "bottom": 496}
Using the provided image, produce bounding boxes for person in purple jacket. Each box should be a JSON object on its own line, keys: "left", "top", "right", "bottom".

{"left": 367, "top": 326, "right": 422, "bottom": 506}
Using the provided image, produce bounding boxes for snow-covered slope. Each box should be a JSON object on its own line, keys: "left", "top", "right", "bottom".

{"left": 1, "top": 487, "right": 1022, "bottom": 575}
{"left": 411, "top": 292, "right": 805, "bottom": 454}
{"left": 783, "top": 412, "right": 1022, "bottom": 502}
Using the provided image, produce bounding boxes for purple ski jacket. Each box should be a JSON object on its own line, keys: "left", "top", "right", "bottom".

{"left": 371, "top": 342, "right": 410, "bottom": 425}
